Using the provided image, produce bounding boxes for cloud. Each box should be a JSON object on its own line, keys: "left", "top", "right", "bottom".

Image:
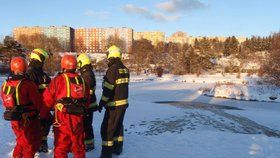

{"left": 157, "top": 0, "right": 207, "bottom": 13}
{"left": 85, "top": 10, "right": 110, "bottom": 19}
{"left": 122, "top": 4, "right": 180, "bottom": 22}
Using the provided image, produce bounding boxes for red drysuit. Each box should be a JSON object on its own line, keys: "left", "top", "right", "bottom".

{"left": 41, "top": 72, "right": 90, "bottom": 158}
{"left": 1, "top": 76, "right": 43, "bottom": 158}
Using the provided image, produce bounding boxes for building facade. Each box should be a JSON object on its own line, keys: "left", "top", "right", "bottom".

{"left": 13, "top": 26, "right": 74, "bottom": 51}
{"left": 75, "top": 28, "right": 106, "bottom": 53}
{"left": 166, "top": 31, "right": 189, "bottom": 44}
{"left": 43, "top": 26, "right": 74, "bottom": 51}
{"left": 134, "top": 31, "right": 165, "bottom": 45}
{"left": 13, "top": 26, "right": 43, "bottom": 42}
{"left": 166, "top": 31, "right": 247, "bottom": 45}
{"left": 105, "top": 27, "right": 133, "bottom": 53}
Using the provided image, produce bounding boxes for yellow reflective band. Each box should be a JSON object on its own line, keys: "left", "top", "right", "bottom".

{"left": 7, "top": 86, "right": 11, "bottom": 94}
{"left": 2, "top": 81, "right": 7, "bottom": 91}
{"left": 15, "top": 80, "right": 22, "bottom": 105}
{"left": 116, "top": 78, "right": 129, "bottom": 84}
{"left": 75, "top": 77, "right": 80, "bottom": 84}
{"left": 107, "top": 99, "right": 128, "bottom": 107}
{"left": 104, "top": 81, "right": 114, "bottom": 90}
{"left": 114, "top": 136, "right": 124, "bottom": 142}
{"left": 102, "top": 141, "right": 114, "bottom": 147}
{"left": 56, "top": 103, "right": 64, "bottom": 112}
{"left": 101, "top": 95, "right": 109, "bottom": 102}
{"left": 118, "top": 69, "right": 128, "bottom": 74}
{"left": 89, "top": 102, "right": 98, "bottom": 108}
{"left": 39, "top": 84, "right": 48, "bottom": 90}
{"left": 63, "top": 74, "right": 71, "bottom": 97}
{"left": 85, "top": 138, "right": 94, "bottom": 145}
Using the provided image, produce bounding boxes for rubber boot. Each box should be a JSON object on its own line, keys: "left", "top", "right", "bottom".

{"left": 38, "top": 140, "right": 49, "bottom": 153}
{"left": 112, "top": 141, "right": 123, "bottom": 155}
{"left": 100, "top": 146, "right": 112, "bottom": 158}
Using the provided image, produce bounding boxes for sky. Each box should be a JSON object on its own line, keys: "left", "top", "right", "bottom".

{"left": 0, "top": 0, "right": 280, "bottom": 40}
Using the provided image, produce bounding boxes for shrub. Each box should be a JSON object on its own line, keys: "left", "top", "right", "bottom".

{"left": 156, "top": 66, "right": 163, "bottom": 77}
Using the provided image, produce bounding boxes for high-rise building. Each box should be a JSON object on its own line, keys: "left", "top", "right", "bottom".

{"left": 134, "top": 31, "right": 165, "bottom": 45}
{"left": 166, "top": 32, "right": 247, "bottom": 45}
{"left": 166, "top": 31, "right": 189, "bottom": 44}
{"left": 43, "top": 26, "right": 74, "bottom": 51}
{"left": 105, "top": 27, "right": 133, "bottom": 53}
{"left": 75, "top": 28, "right": 106, "bottom": 53}
{"left": 13, "top": 26, "right": 43, "bottom": 42}
{"left": 13, "top": 26, "right": 74, "bottom": 51}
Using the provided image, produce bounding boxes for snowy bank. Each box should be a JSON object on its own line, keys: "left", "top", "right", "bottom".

{"left": 129, "top": 73, "right": 280, "bottom": 103}
{"left": 204, "top": 84, "right": 280, "bottom": 103}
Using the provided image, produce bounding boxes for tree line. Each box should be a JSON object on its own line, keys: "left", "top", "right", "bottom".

{"left": 0, "top": 33, "right": 279, "bottom": 86}
{"left": 129, "top": 34, "right": 279, "bottom": 86}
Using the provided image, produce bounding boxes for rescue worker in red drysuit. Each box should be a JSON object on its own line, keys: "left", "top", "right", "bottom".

{"left": 40, "top": 54, "right": 90, "bottom": 158}
{"left": 1, "top": 57, "right": 43, "bottom": 158}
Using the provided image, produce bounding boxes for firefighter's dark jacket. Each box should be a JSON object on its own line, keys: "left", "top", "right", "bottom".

{"left": 79, "top": 64, "right": 98, "bottom": 111}
{"left": 100, "top": 58, "right": 129, "bottom": 109}
{"left": 26, "top": 60, "right": 51, "bottom": 93}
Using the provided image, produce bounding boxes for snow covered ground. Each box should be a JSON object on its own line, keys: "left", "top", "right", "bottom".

{"left": 0, "top": 74, "right": 280, "bottom": 158}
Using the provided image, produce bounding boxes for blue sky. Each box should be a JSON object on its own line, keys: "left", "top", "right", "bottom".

{"left": 0, "top": 0, "right": 279, "bottom": 39}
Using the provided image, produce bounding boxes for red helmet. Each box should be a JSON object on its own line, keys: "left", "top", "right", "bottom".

{"left": 61, "top": 54, "right": 77, "bottom": 70}
{"left": 10, "top": 57, "right": 27, "bottom": 74}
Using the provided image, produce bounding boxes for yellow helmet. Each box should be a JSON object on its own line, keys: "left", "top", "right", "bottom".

{"left": 77, "top": 53, "right": 91, "bottom": 68}
{"left": 107, "top": 45, "right": 122, "bottom": 59}
{"left": 30, "top": 48, "right": 49, "bottom": 62}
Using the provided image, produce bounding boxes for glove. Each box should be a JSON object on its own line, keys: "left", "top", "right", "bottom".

{"left": 98, "top": 100, "right": 105, "bottom": 113}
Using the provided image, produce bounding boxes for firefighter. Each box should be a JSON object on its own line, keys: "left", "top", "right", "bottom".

{"left": 1, "top": 57, "right": 43, "bottom": 158}
{"left": 77, "top": 53, "right": 98, "bottom": 152}
{"left": 41, "top": 54, "right": 90, "bottom": 158}
{"left": 98, "top": 45, "right": 129, "bottom": 158}
{"left": 26, "top": 48, "right": 52, "bottom": 152}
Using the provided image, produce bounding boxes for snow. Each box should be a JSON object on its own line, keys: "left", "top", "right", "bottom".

{"left": 205, "top": 84, "right": 280, "bottom": 102}
{"left": 1, "top": 74, "right": 280, "bottom": 158}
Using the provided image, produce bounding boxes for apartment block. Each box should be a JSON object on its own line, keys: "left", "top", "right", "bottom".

{"left": 75, "top": 28, "right": 106, "bottom": 53}
{"left": 166, "top": 32, "right": 246, "bottom": 45}
{"left": 105, "top": 27, "right": 133, "bottom": 53}
{"left": 166, "top": 31, "right": 189, "bottom": 44}
{"left": 13, "top": 26, "right": 43, "bottom": 42}
{"left": 43, "top": 26, "right": 74, "bottom": 51}
{"left": 13, "top": 26, "right": 74, "bottom": 51}
{"left": 134, "top": 31, "right": 165, "bottom": 45}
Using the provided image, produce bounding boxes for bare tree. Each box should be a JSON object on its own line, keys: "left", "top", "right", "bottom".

{"left": 132, "top": 39, "right": 154, "bottom": 74}
{"left": 263, "top": 33, "right": 280, "bottom": 86}
{"left": 17, "top": 34, "right": 65, "bottom": 75}
{"left": 106, "top": 35, "right": 126, "bottom": 54}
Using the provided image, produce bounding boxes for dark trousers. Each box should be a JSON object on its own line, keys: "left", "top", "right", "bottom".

{"left": 101, "top": 108, "right": 126, "bottom": 151}
{"left": 42, "top": 113, "right": 53, "bottom": 141}
{"left": 84, "top": 111, "right": 94, "bottom": 144}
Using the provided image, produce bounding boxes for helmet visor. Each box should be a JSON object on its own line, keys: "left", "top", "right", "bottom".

{"left": 32, "top": 51, "right": 46, "bottom": 62}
